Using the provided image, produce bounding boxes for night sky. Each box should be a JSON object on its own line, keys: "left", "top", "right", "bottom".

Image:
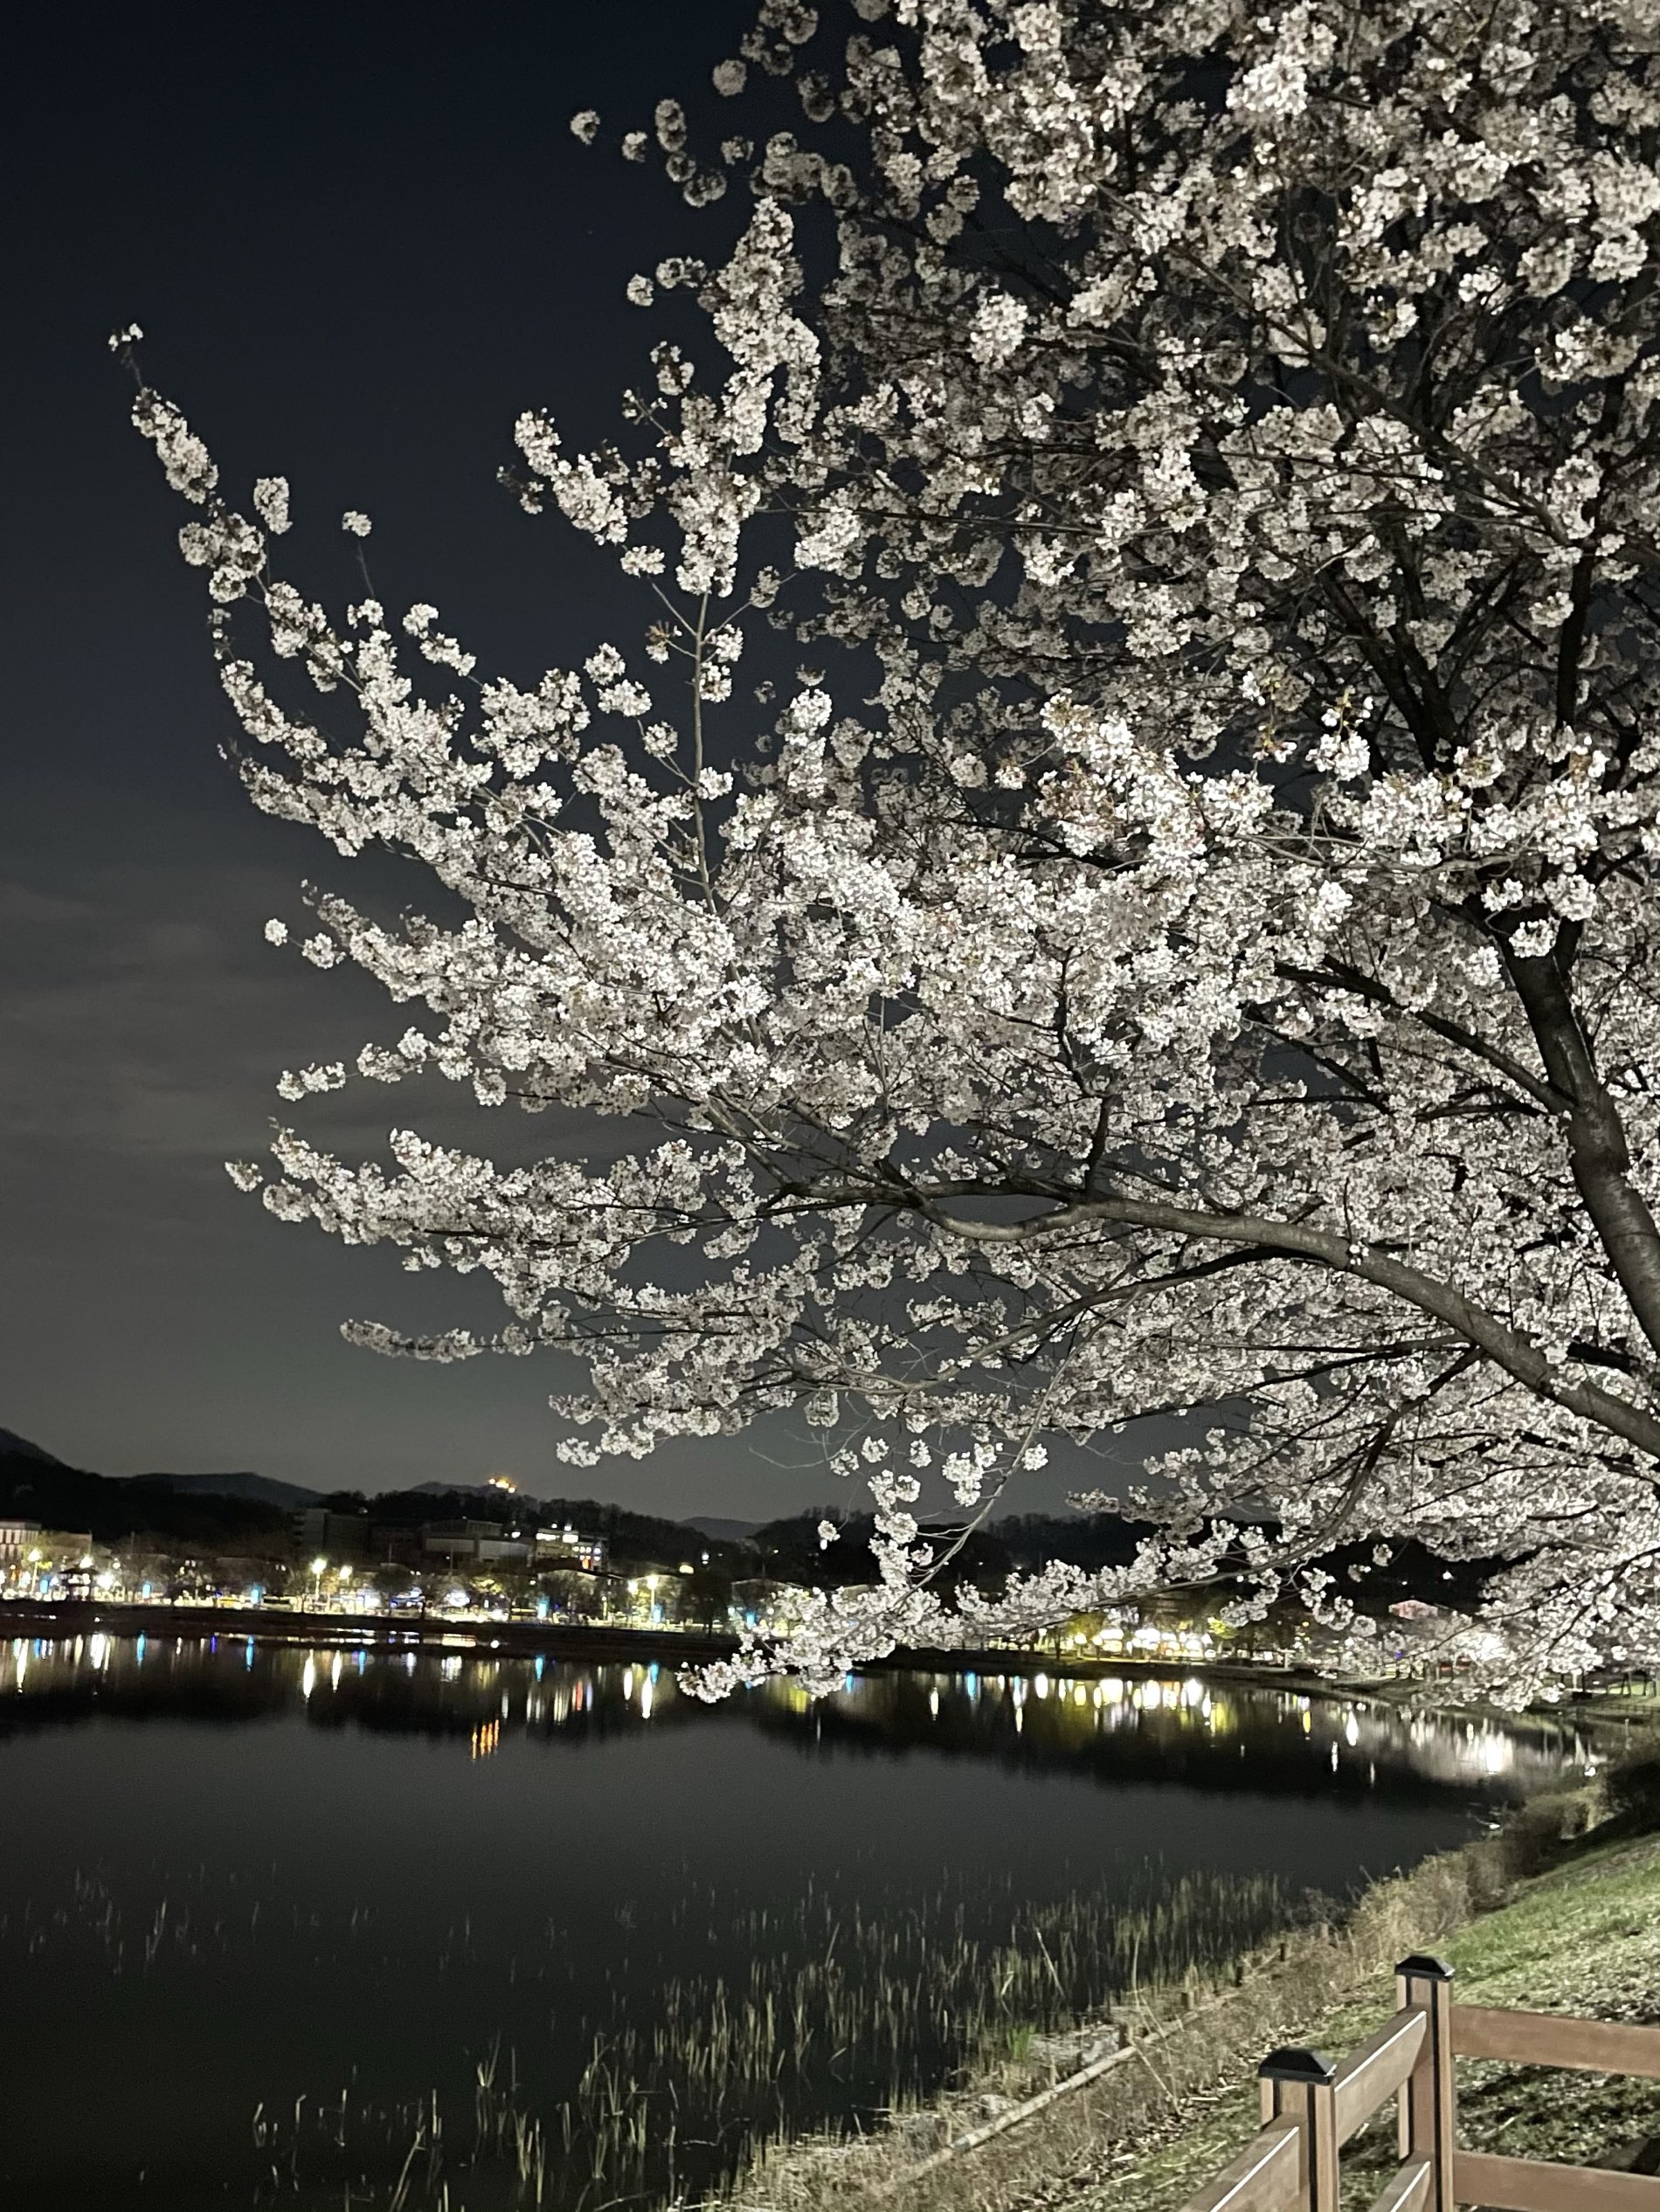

{"left": 0, "top": 2, "right": 1117, "bottom": 1515}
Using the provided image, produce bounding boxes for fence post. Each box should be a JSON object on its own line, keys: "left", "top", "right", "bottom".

{"left": 1396, "top": 1954, "right": 1456, "bottom": 2212}
{"left": 1258, "top": 2047, "right": 1338, "bottom": 2212}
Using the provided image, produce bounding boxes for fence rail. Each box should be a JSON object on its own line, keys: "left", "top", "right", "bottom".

{"left": 1176, "top": 1956, "right": 1660, "bottom": 2212}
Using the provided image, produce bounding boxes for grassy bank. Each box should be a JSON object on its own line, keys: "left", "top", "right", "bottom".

{"left": 1097, "top": 1821, "right": 1660, "bottom": 2212}
{"left": 723, "top": 1766, "right": 1660, "bottom": 2212}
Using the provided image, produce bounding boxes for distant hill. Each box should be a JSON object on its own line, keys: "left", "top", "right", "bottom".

{"left": 0, "top": 1427, "right": 65, "bottom": 1466}
{"left": 686, "top": 1515, "right": 761, "bottom": 1542}
{"left": 0, "top": 1450, "right": 293, "bottom": 1552}
{"left": 333, "top": 1486, "right": 756, "bottom": 1574}
{"left": 137, "top": 1470, "right": 322, "bottom": 1510}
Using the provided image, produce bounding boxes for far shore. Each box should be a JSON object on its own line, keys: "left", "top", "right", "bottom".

{"left": 0, "top": 1593, "right": 1385, "bottom": 1696}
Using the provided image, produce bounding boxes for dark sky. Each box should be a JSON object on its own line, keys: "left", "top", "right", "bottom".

{"left": 0, "top": 1, "right": 1119, "bottom": 1516}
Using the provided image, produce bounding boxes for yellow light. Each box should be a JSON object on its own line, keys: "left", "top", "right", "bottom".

{"left": 311, "top": 1558, "right": 328, "bottom": 1575}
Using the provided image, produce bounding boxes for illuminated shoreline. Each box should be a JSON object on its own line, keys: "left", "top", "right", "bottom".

{"left": 0, "top": 1593, "right": 1382, "bottom": 1695}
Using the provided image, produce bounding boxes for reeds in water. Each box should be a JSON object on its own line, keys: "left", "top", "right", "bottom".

{"left": 514, "top": 1861, "right": 1298, "bottom": 2212}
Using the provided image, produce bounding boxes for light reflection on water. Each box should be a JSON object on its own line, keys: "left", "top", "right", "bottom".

{"left": 0, "top": 1632, "right": 1586, "bottom": 2212}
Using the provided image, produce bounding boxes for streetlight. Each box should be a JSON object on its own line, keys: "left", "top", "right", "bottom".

{"left": 310, "top": 1557, "right": 328, "bottom": 1606}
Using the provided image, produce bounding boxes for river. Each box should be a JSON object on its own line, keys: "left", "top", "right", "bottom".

{"left": 0, "top": 1629, "right": 1587, "bottom": 2211}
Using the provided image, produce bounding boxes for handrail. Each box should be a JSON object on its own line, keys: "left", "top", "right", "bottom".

{"left": 1365, "top": 2158, "right": 1432, "bottom": 2212}
{"left": 1179, "top": 2123, "right": 1302, "bottom": 2212}
{"left": 1451, "top": 2004, "right": 1660, "bottom": 2081}
{"left": 1176, "top": 1962, "right": 1660, "bottom": 2212}
{"left": 1453, "top": 2150, "right": 1660, "bottom": 2211}
{"left": 1331, "top": 2007, "right": 1428, "bottom": 2146}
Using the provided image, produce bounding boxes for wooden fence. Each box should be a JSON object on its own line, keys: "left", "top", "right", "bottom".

{"left": 1178, "top": 1955, "right": 1660, "bottom": 2212}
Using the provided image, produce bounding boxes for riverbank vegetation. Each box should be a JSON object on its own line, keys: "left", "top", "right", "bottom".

{"left": 723, "top": 1747, "right": 1660, "bottom": 2212}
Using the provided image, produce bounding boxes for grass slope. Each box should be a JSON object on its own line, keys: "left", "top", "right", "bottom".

{"left": 1090, "top": 1828, "right": 1660, "bottom": 2212}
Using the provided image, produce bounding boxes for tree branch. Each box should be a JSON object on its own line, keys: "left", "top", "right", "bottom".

{"left": 1505, "top": 949, "right": 1660, "bottom": 1363}
{"left": 911, "top": 1186, "right": 1660, "bottom": 1463}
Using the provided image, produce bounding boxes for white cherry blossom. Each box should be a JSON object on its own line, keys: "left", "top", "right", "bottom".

{"left": 128, "top": 0, "right": 1660, "bottom": 1701}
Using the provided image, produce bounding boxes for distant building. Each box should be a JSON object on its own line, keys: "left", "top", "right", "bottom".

{"left": 0, "top": 1518, "right": 42, "bottom": 1564}
{"left": 535, "top": 1524, "right": 608, "bottom": 1574}
{"left": 0, "top": 1524, "right": 91, "bottom": 1591}
{"left": 292, "top": 1507, "right": 371, "bottom": 1559}
{"left": 420, "top": 1519, "right": 534, "bottom": 1566}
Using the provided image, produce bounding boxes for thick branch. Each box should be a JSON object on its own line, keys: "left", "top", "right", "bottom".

{"left": 1506, "top": 950, "right": 1660, "bottom": 1363}
{"left": 912, "top": 1187, "right": 1660, "bottom": 1464}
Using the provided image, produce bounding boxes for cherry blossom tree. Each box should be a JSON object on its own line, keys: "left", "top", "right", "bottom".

{"left": 124, "top": 0, "right": 1660, "bottom": 1697}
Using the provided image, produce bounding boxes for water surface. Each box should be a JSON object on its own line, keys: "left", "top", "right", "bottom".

{"left": 0, "top": 1631, "right": 1584, "bottom": 2210}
